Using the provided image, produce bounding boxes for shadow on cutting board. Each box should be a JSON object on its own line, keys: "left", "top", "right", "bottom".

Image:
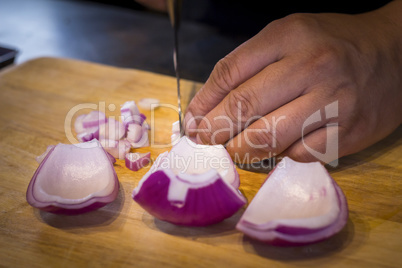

{"left": 141, "top": 207, "right": 246, "bottom": 238}
{"left": 242, "top": 211, "right": 370, "bottom": 262}
{"left": 35, "top": 182, "right": 125, "bottom": 231}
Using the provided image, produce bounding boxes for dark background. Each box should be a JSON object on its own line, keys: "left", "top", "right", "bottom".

{"left": 0, "top": 0, "right": 391, "bottom": 82}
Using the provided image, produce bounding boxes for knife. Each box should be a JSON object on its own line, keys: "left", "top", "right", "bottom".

{"left": 167, "top": 0, "right": 184, "bottom": 137}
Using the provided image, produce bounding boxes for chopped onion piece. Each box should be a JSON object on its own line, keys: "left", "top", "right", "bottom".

{"left": 125, "top": 152, "right": 151, "bottom": 171}
{"left": 74, "top": 114, "right": 86, "bottom": 134}
{"left": 138, "top": 98, "right": 160, "bottom": 110}
{"left": 26, "top": 140, "right": 119, "bottom": 214}
{"left": 121, "top": 100, "right": 140, "bottom": 116}
{"left": 126, "top": 123, "right": 143, "bottom": 143}
{"left": 236, "top": 157, "right": 348, "bottom": 246}
{"left": 100, "top": 139, "right": 131, "bottom": 160}
{"left": 75, "top": 111, "right": 107, "bottom": 135}
{"left": 99, "top": 118, "right": 126, "bottom": 141}
{"left": 121, "top": 101, "right": 142, "bottom": 127}
{"left": 77, "top": 128, "right": 99, "bottom": 142}
{"left": 130, "top": 123, "right": 149, "bottom": 148}
{"left": 82, "top": 110, "right": 107, "bottom": 128}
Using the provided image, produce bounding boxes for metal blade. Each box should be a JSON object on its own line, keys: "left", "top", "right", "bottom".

{"left": 167, "top": 0, "right": 184, "bottom": 137}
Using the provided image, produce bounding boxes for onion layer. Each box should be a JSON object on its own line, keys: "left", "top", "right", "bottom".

{"left": 236, "top": 157, "right": 348, "bottom": 246}
{"left": 133, "top": 169, "right": 246, "bottom": 226}
{"left": 26, "top": 139, "right": 119, "bottom": 214}
{"left": 132, "top": 136, "right": 245, "bottom": 226}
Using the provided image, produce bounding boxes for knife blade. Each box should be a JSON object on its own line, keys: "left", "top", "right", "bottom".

{"left": 167, "top": 0, "right": 184, "bottom": 137}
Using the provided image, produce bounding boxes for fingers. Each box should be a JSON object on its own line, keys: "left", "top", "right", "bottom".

{"left": 279, "top": 125, "right": 345, "bottom": 165}
{"left": 195, "top": 57, "right": 307, "bottom": 145}
{"left": 184, "top": 24, "right": 286, "bottom": 135}
{"left": 225, "top": 91, "right": 332, "bottom": 163}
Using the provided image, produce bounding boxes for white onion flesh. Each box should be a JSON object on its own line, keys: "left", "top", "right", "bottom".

{"left": 236, "top": 157, "right": 348, "bottom": 246}
{"left": 26, "top": 140, "right": 119, "bottom": 214}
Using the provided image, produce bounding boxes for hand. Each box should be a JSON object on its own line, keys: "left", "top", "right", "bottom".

{"left": 184, "top": 1, "right": 402, "bottom": 164}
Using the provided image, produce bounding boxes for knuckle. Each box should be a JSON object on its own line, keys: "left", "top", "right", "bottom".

{"left": 224, "top": 89, "right": 258, "bottom": 125}
{"left": 276, "top": 13, "right": 317, "bottom": 38}
{"left": 309, "top": 45, "right": 343, "bottom": 73}
{"left": 244, "top": 127, "right": 282, "bottom": 157}
{"left": 288, "top": 147, "right": 313, "bottom": 163}
{"left": 197, "top": 118, "right": 214, "bottom": 144}
{"left": 210, "top": 55, "right": 241, "bottom": 93}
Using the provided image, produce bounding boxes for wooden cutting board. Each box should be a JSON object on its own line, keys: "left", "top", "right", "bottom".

{"left": 0, "top": 57, "right": 401, "bottom": 267}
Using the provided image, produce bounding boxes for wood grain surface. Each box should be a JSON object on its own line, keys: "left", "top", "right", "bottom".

{"left": 0, "top": 57, "right": 401, "bottom": 267}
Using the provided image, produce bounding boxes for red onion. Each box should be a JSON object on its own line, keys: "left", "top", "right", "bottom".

{"left": 100, "top": 139, "right": 131, "bottom": 160}
{"left": 133, "top": 169, "right": 246, "bottom": 226}
{"left": 126, "top": 123, "right": 143, "bottom": 143}
{"left": 77, "top": 128, "right": 99, "bottom": 142}
{"left": 75, "top": 111, "right": 107, "bottom": 141}
{"left": 236, "top": 157, "right": 348, "bottom": 246}
{"left": 74, "top": 114, "right": 86, "bottom": 134}
{"left": 26, "top": 140, "right": 119, "bottom": 214}
{"left": 98, "top": 118, "right": 126, "bottom": 141}
{"left": 81, "top": 110, "right": 107, "bottom": 128}
{"left": 120, "top": 101, "right": 144, "bottom": 127}
{"left": 125, "top": 152, "right": 151, "bottom": 171}
{"left": 129, "top": 123, "right": 149, "bottom": 148}
{"left": 132, "top": 136, "right": 245, "bottom": 226}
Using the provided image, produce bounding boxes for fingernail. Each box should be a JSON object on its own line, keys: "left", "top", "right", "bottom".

{"left": 184, "top": 111, "right": 197, "bottom": 135}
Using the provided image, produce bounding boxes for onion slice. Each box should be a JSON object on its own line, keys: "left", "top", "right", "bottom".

{"left": 236, "top": 157, "right": 348, "bottom": 246}
{"left": 125, "top": 152, "right": 151, "bottom": 171}
{"left": 26, "top": 139, "right": 119, "bottom": 214}
{"left": 132, "top": 136, "right": 244, "bottom": 226}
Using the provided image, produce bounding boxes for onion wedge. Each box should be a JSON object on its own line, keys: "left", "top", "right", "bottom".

{"left": 125, "top": 152, "right": 151, "bottom": 171}
{"left": 26, "top": 140, "right": 119, "bottom": 214}
{"left": 132, "top": 136, "right": 245, "bottom": 226}
{"left": 236, "top": 157, "right": 348, "bottom": 246}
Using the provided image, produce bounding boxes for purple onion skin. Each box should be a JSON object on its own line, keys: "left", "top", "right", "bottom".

{"left": 26, "top": 144, "right": 119, "bottom": 215}
{"left": 35, "top": 201, "right": 111, "bottom": 215}
{"left": 133, "top": 170, "right": 246, "bottom": 226}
